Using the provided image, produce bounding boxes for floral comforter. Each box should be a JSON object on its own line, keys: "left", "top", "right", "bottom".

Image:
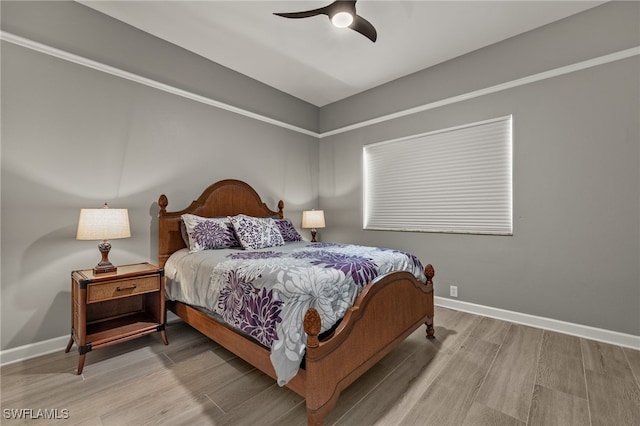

{"left": 164, "top": 241, "right": 426, "bottom": 385}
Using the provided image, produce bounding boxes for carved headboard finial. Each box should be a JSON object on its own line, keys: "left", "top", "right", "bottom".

{"left": 278, "top": 200, "right": 284, "bottom": 219}
{"left": 158, "top": 194, "right": 168, "bottom": 215}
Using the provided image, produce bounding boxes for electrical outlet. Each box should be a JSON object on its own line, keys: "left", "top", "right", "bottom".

{"left": 450, "top": 285, "right": 458, "bottom": 298}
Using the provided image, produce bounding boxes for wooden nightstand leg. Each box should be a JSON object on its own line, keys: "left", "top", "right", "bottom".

{"left": 76, "top": 353, "right": 86, "bottom": 375}
{"left": 65, "top": 336, "right": 74, "bottom": 353}
{"left": 160, "top": 329, "right": 169, "bottom": 345}
{"left": 76, "top": 344, "right": 90, "bottom": 375}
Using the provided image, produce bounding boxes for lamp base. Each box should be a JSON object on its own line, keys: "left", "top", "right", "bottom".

{"left": 93, "top": 263, "right": 117, "bottom": 275}
{"left": 310, "top": 229, "right": 318, "bottom": 243}
{"left": 94, "top": 240, "right": 117, "bottom": 274}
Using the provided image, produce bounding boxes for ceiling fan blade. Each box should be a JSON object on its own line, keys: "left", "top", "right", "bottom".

{"left": 350, "top": 15, "right": 377, "bottom": 42}
{"left": 273, "top": 5, "right": 330, "bottom": 19}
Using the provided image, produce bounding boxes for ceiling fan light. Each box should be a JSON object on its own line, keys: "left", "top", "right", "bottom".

{"left": 331, "top": 11, "right": 353, "bottom": 28}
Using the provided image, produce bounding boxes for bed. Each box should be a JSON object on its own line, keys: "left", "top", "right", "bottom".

{"left": 158, "top": 179, "right": 435, "bottom": 425}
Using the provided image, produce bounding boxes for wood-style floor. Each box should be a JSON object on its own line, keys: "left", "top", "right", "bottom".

{"left": 2, "top": 306, "right": 639, "bottom": 425}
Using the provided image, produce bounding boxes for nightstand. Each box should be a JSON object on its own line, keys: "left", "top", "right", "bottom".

{"left": 65, "top": 262, "right": 168, "bottom": 374}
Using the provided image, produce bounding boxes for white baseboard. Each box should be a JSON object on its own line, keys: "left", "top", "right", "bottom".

{"left": 2, "top": 301, "right": 638, "bottom": 366}
{"left": 0, "top": 335, "right": 71, "bottom": 367}
{"left": 435, "top": 296, "right": 640, "bottom": 350}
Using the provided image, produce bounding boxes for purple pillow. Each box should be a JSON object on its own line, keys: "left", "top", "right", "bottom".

{"left": 181, "top": 214, "right": 239, "bottom": 252}
{"left": 275, "top": 218, "right": 302, "bottom": 242}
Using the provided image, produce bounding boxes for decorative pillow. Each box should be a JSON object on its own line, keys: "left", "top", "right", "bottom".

{"left": 180, "top": 220, "right": 190, "bottom": 247}
{"left": 229, "top": 214, "right": 285, "bottom": 250}
{"left": 181, "top": 214, "right": 239, "bottom": 253}
{"left": 275, "top": 218, "right": 302, "bottom": 242}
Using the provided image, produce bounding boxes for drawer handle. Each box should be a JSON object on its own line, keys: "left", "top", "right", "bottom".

{"left": 116, "top": 284, "right": 137, "bottom": 291}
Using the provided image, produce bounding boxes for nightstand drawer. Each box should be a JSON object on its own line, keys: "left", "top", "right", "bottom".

{"left": 87, "top": 275, "right": 160, "bottom": 303}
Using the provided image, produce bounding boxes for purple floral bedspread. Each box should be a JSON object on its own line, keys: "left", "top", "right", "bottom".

{"left": 165, "top": 241, "right": 426, "bottom": 385}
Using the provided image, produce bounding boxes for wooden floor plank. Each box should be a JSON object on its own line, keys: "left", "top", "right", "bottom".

{"left": 462, "top": 402, "right": 525, "bottom": 426}
{"left": 623, "top": 347, "right": 640, "bottom": 387}
{"left": 527, "top": 385, "right": 589, "bottom": 426}
{"left": 475, "top": 324, "right": 543, "bottom": 422}
{"left": 540, "top": 329, "right": 582, "bottom": 359}
{"left": 536, "top": 331, "right": 587, "bottom": 398}
{"left": 153, "top": 393, "right": 224, "bottom": 426}
{"left": 334, "top": 341, "right": 448, "bottom": 425}
{"left": 586, "top": 369, "right": 640, "bottom": 426}
{"left": 581, "top": 338, "right": 635, "bottom": 381}
{"left": 100, "top": 384, "right": 214, "bottom": 426}
{"left": 207, "top": 368, "right": 277, "bottom": 412}
{"left": 399, "top": 336, "right": 500, "bottom": 426}
{"left": 430, "top": 309, "right": 480, "bottom": 353}
{"left": 160, "top": 352, "right": 255, "bottom": 397}
{"left": 161, "top": 336, "right": 221, "bottom": 365}
{"left": 266, "top": 401, "right": 307, "bottom": 426}
{"left": 472, "top": 316, "right": 511, "bottom": 346}
{"left": 218, "top": 384, "right": 304, "bottom": 426}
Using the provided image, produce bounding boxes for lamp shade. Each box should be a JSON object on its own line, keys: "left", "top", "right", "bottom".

{"left": 76, "top": 205, "right": 131, "bottom": 241}
{"left": 302, "top": 210, "right": 325, "bottom": 229}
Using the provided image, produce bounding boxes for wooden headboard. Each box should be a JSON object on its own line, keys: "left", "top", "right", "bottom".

{"left": 158, "top": 179, "right": 284, "bottom": 268}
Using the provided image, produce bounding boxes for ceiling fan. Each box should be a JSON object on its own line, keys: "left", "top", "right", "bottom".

{"left": 273, "top": 0, "right": 378, "bottom": 42}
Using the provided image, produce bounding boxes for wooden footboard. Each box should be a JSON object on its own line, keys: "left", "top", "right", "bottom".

{"left": 303, "top": 265, "right": 435, "bottom": 425}
{"left": 168, "top": 265, "right": 434, "bottom": 426}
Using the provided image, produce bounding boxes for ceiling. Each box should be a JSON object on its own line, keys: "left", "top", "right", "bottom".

{"left": 79, "top": 1, "right": 604, "bottom": 107}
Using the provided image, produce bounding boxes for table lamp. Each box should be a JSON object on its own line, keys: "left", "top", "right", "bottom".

{"left": 76, "top": 203, "right": 131, "bottom": 274}
{"left": 302, "top": 210, "right": 325, "bottom": 243}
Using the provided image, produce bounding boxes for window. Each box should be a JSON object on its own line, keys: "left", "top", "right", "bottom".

{"left": 363, "top": 116, "right": 512, "bottom": 235}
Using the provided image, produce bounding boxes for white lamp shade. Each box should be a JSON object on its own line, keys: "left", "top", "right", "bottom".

{"left": 302, "top": 210, "right": 326, "bottom": 229}
{"left": 76, "top": 206, "right": 131, "bottom": 241}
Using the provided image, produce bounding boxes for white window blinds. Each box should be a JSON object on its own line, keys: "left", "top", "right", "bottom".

{"left": 363, "top": 116, "right": 512, "bottom": 235}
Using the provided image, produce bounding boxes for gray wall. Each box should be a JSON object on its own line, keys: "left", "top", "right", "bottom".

{"left": 318, "top": 2, "right": 640, "bottom": 336}
{"left": 1, "top": 1, "right": 319, "bottom": 351}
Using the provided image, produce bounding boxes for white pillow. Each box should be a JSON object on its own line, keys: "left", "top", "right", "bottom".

{"left": 229, "top": 214, "right": 285, "bottom": 250}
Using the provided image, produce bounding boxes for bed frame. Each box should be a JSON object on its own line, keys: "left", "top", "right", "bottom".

{"left": 158, "top": 179, "right": 435, "bottom": 425}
